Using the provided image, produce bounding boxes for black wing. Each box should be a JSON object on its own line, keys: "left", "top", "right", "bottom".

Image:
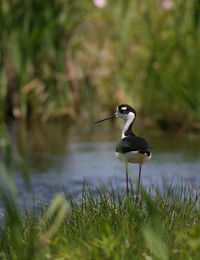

{"left": 116, "top": 135, "right": 151, "bottom": 155}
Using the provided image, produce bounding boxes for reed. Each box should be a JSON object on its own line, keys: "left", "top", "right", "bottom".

{"left": 1, "top": 0, "right": 200, "bottom": 128}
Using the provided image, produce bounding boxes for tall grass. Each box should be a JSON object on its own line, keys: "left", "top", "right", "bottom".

{"left": 1, "top": 0, "right": 200, "bottom": 127}
{"left": 0, "top": 0, "right": 92, "bottom": 120}
{"left": 0, "top": 123, "right": 200, "bottom": 259}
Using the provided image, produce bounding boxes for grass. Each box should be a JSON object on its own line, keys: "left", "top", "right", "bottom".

{"left": 0, "top": 181, "right": 200, "bottom": 260}
{"left": 0, "top": 121, "right": 200, "bottom": 259}
{"left": 1, "top": 0, "right": 200, "bottom": 129}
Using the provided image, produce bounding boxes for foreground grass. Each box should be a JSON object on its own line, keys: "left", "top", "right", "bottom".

{"left": 0, "top": 184, "right": 200, "bottom": 260}
{"left": 0, "top": 124, "right": 200, "bottom": 259}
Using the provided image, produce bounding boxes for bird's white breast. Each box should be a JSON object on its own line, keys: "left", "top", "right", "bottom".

{"left": 115, "top": 151, "right": 152, "bottom": 165}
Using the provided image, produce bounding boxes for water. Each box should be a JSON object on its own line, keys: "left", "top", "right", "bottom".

{"left": 7, "top": 121, "right": 200, "bottom": 205}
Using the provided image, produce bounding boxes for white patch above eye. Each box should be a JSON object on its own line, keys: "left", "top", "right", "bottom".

{"left": 121, "top": 107, "right": 127, "bottom": 110}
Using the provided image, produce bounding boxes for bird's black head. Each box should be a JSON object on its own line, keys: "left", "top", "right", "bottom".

{"left": 116, "top": 104, "right": 136, "bottom": 118}
{"left": 94, "top": 104, "right": 136, "bottom": 124}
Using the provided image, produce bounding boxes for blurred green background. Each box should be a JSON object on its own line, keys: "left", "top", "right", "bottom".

{"left": 1, "top": 0, "right": 200, "bottom": 131}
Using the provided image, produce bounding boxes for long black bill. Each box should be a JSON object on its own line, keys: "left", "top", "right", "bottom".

{"left": 94, "top": 114, "right": 116, "bottom": 124}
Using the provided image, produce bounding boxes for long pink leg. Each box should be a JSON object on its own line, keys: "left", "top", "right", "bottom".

{"left": 136, "top": 164, "right": 142, "bottom": 207}
{"left": 126, "top": 163, "right": 129, "bottom": 196}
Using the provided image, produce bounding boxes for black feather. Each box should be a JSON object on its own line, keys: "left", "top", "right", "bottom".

{"left": 116, "top": 135, "right": 151, "bottom": 155}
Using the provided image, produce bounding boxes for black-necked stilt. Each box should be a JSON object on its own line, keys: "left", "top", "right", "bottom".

{"left": 95, "top": 104, "right": 152, "bottom": 207}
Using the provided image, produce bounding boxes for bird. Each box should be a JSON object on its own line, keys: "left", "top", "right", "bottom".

{"left": 94, "top": 104, "right": 152, "bottom": 207}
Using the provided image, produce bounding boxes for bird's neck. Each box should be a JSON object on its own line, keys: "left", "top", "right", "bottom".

{"left": 122, "top": 118, "right": 135, "bottom": 139}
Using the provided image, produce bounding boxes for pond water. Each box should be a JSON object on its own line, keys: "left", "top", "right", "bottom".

{"left": 8, "top": 121, "right": 200, "bottom": 206}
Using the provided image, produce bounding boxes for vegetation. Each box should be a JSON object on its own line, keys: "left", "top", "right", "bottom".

{"left": 0, "top": 0, "right": 200, "bottom": 129}
{"left": 0, "top": 123, "right": 200, "bottom": 259}
{"left": 1, "top": 0, "right": 200, "bottom": 257}
{"left": 0, "top": 175, "right": 200, "bottom": 259}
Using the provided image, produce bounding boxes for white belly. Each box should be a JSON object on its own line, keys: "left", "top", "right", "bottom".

{"left": 115, "top": 151, "right": 152, "bottom": 164}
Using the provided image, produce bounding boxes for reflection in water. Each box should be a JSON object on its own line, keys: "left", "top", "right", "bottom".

{"left": 8, "top": 121, "right": 200, "bottom": 205}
